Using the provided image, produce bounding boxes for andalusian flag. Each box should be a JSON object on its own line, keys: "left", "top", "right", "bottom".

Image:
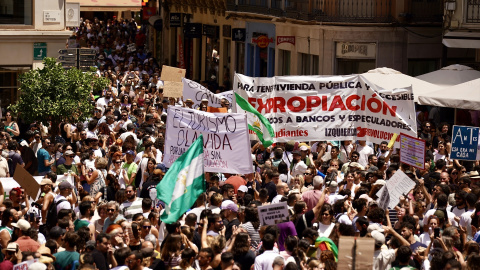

{"left": 157, "top": 135, "right": 206, "bottom": 223}
{"left": 235, "top": 93, "right": 275, "bottom": 147}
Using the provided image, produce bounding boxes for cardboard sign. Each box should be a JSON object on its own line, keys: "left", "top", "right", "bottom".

{"left": 400, "top": 133, "right": 426, "bottom": 169}
{"left": 13, "top": 164, "right": 41, "bottom": 199}
{"left": 337, "top": 236, "right": 375, "bottom": 270}
{"left": 164, "top": 107, "right": 253, "bottom": 174}
{"left": 182, "top": 78, "right": 232, "bottom": 109}
{"left": 451, "top": 125, "right": 479, "bottom": 161}
{"left": 257, "top": 202, "right": 289, "bottom": 225}
{"left": 234, "top": 74, "right": 417, "bottom": 146}
{"left": 161, "top": 65, "right": 186, "bottom": 82}
{"left": 376, "top": 170, "right": 416, "bottom": 209}
{"left": 163, "top": 81, "right": 183, "bottom": 98}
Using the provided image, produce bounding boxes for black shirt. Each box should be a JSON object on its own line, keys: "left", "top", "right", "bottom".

{"left": 90, "top": 249, "right": 108, "bottom": 270}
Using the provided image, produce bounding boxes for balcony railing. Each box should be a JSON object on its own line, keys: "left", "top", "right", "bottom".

{"left": 407, "top": 0, "right": 443, "bottom": 22}
{"left": 466, "top": 0, "right": 480, "bottom": 23}
{"left": 227, "top": 0, "right": 394, "bottom": 23}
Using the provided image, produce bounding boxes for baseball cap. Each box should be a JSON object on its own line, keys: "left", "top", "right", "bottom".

{"left": 299, "top": 145, "right": 308, "bottom": 151}
{"left": 40, "top": 178, "right": 54, "bottom": 186}
{"left": 64, "top": 150, "right": 74, "bottom": 156}
{"left": 12, "top": 219, "right": 31, "bottom": 231}
{"left": 292, "top": 150, "right": 302, "bottom": 156}
{"left": 221, "top": 200, "right": 235, "bottom": 209}
{"left": 156, "top": 163, "right": 167, "bottom": 172}
{"left": 58, "top": 181, "right": 73, "bottom": 190}
{"left": 367, "top": 166, "right": 379, "bottom": 173}
{"left": 124, "top": 150, "right": 135, "bottom": 156}
{"left": 224, "top": 203, "right": 238, "bottom": 212}
{"left": 238, "top": 185, "right": 248, "bottom": 193}
{"left": 434, "top": 210, "right": 445, "bottom": 220}
{"left": 371, "top": 230, "right": 385, "bottom": 246}
{"left": 50, "top": 226, "right": 66, "bottom": 239}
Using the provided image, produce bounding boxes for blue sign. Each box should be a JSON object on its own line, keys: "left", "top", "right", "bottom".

{"left": 451, "top": 125, "right": 479, "bottom": 161}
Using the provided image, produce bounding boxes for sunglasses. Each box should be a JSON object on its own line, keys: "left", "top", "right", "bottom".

{"left": 107, "top": 209, "right": 115, "bottom": 212}
{"left": 114, "top": 161, "right": 122, "bottom": 164}
{"left": 143, "top": 226, "right": 151, "bottom": 229}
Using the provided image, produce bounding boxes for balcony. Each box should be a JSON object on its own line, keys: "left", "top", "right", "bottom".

{"left": 402, "top": 0, "right": 443, "bottom": 23}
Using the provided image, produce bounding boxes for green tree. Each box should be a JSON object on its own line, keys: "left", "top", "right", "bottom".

{"left": 9, "top": 57, "right": 109, "bottom": 137}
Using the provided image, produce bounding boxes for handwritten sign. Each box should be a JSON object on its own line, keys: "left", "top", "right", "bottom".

{"left": 161, "top": 65, "right": 186, "bottom": 82}
{"left": 376, "top": 170, "right": 416, "bottom": 209}
{"left": 182, "top": 78, "right": 232, "bottom": 109}
{"left": 400, "top": 133, "right": 425, "bottom": 169}
{"left": 258, "top": 202, "right": 289, "bottom": 226}
{"left": 164, "top": 107, "right": 253, "bottom": 174}
{"left": 451, "top": 125, "right": 479, "bottom": 161}
{"left": 163, "top": 81, "right": 183, "bottom": 98}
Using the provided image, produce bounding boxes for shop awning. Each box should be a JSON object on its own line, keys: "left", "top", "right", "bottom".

{"left": 442, "top": 31, "right": 480, "bottom": 49}
{"left": 67, "top": 0, "right": 142, "bottom": 12}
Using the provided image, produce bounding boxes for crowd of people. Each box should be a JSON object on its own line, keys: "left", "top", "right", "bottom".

{"left": 0, "top": 17, "right": 479, "bottom": 270}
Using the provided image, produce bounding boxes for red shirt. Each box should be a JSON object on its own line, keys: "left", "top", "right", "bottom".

{"left": 15, "top": 236, "right": 40, "bottom": 252}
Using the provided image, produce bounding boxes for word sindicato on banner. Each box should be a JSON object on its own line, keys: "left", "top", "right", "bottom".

{"left": 234, "top": 74, "right": 417, "bottom": 146}
{"left": 164, "top": 106, "right": 253, "bottom": 174}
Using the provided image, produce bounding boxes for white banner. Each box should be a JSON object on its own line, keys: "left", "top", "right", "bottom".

{"left": 233, "top": 74, "right": 417, "bottom": 146}
{"left": 164, "top": 106, "right": 253, "bottom": 174}
{"left": 183, "top": 78, "right": 233, "bottom": 109}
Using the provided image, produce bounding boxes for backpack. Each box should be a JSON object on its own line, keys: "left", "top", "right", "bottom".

{"left": 46, "top": 198, "right": 66, "bottom": 229}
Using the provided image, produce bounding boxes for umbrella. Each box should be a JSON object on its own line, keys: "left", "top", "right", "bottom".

{"left": 417, "top": 78, "right": 480, "bottom": 110}
{"left": 360, "top": 68, "right": 443, "bottom": 102}
{"left": 416, "top": 64, "right": 480, "bottom": 88}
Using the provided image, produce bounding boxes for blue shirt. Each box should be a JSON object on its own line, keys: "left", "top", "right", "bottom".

{"left": 37, "top": 148, "right": 51, "bottom": 173}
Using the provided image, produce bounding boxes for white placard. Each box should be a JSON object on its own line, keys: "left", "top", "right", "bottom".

{"left": 258, "top": 202, "right": 289, "bottom": 225}
{"left": 182, "top": 78, "right": 232, "bottom": 109}
{"left": 65, "top": 3, "right": 80, "bottom": 27}
{"left": 376, "top": 170, "right": 416, "bottom": 209}
{"left": 164, "top": 106, "right": 253, "bottom": 174}
{"left": 234, "top": 73, "right": 417, "bottom": 146}
{"left": 44, "top": 11, "right": 61, "bottom": 23}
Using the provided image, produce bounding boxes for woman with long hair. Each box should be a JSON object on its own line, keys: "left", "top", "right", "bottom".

{"left": 161, "top": 234, "right": 182, "bottom": 270}
{"left": 317, "top": 204, "right": 335, "bottom": 238}
{"left": 3, "top": 111, "right": 19, "bottom": 137}
{"left": 94, "top": 202, "right": 108, "bottom": 237}
{"left": 240, "top": 207, "right": 261, "bottom": 249}
{"left": 291, "top": 201, "right": 307, "bottom": 225}
{"left": 434, "top": 141, "right": 451, "bottom": 165}
{"left": 172, "top": 248, "right": 196, "bottom": 270}
{"left": 85, "top": 157, "right": 108, "bottom": 202}
{"left": 230, "top": 232, "right": 255, "bottom": 270}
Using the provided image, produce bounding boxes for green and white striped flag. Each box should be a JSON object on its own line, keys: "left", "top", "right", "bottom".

{"left": 235, "top": 93, "right": 275, "bottom": 147}
{"left": 156, "top": 135, "right": 206, "bottom": 223}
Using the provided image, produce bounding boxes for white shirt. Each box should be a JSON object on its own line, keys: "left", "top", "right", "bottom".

{"left": 356, "top": 144, "right": 374, "bottom": 167}
{"left": 254, "top": 250, "right": 280, "bottom": 270}
{"left": 54, "top": 194, "right": 72, "bottom": 214}
{"left": 460, "top": 209, "right": 475, "bottom": 237}
{"left": 271, "top": 194, "right": 283, "bottom": 204}
{"left": 423, "top": 208, "right": 456, "bottom": 226}
{"left": 291, "top": 161, "right": 307, "bottom": 177}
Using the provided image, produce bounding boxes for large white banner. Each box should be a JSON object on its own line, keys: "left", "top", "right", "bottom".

{"left": 233, "top": 74, "right": 417, "bottom": 145}
{"left": 164, "top": 106, "right": 253, "bottom": 174}
{"left": 182, "top": 78, "right": 232, "bottom": 109}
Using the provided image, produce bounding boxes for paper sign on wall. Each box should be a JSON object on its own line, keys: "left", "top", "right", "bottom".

{"left": 400, "top": 133, "right": 426, "bottom": 169}
{"left": 164, "top": 107, "right": 253, "bottom": 174}
{"left": 161, "top": 65, "right": 186, "bottom": 82}
{"left": 257, "top": 202, "right": 289, "bottom": 225}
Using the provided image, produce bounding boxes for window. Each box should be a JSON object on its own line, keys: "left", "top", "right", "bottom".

{"left": 298, "top": 53, "right": 319, "bottom": 75}
{"left": 0, "top": 0, "right": 33, "bottom": 25}
{"left": 336, "top": 59, "right": 375, "bottom": 75}
{"left": 0, "top": 67, "right": 30, "bottom": 110}
{"left": 278, "top": 50, "right": 291, "bottom": 75}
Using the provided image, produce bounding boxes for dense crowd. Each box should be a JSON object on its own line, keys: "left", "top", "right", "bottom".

{"left": 0, "top": 17, "right": 479, "bottom": 270}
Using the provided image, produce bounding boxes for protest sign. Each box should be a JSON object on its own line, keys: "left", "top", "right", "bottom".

{"left": 14, "top": 259, "right": 38, "bottom": 270}
{"left": 163, "top": 81, "right": 183, "bottom": 98}
{"left": 400, "top": 133, "right": 425, "bottom": 169}
{"left": 233, "top": 73, "right": 417, "bottom": 146}
{"left": 13, "top": 164, "right": 41, "bottom": 199}
{"left": 376, "top": 170, "right": 416, "bottom": 209}
{"left": 182, "top": 78, "right": 233, "bottom": 109}
{"left": 257, "top": 202, "right": 289, "bottom": 225}
{"left": 127, "top": 43, "right": 136, "bottom": 53}
{"left": 337, "top": 236, "right": 375, "bottom": 270}
{"left": 0, "top": 176, "right": 43, "bottom": 199}
{"left": 207, "top": 107, "right": 227, "bottom": 113}
{"left": 451, "top": 125, "right": 479, "bottom": 161}
{"left": 164, "top": 106, "right": 253, "bottom": 174}
{"left": 161, "top": 65, "right": 186, "bottom": 82}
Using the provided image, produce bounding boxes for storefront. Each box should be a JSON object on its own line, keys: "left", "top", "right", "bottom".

{"left": 245, "top": 22, "right": 275, "bottom": 77}
{"left": 335, "top": 42, "right": 376, "bottom": 75}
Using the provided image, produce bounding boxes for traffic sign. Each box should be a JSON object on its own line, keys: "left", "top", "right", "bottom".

{"left": 79, "top": 49, "right": 96, "bottom": 55}
{"left": 58, "top": 55, "right": 77, "bottom": 61}
{"left": 34, "top": 43, "right": 47, "bottom": 60}
{"left": 79, "top": 55, "right": 95, "bottom": 61}
{"left": 58, "top": 49, "right": 77, "bottom": 55}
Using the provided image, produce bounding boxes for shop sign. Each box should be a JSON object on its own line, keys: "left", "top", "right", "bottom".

{"left": 336, "top": 42, "right": 376, "bottom": 59}
{"left": 277, "top": 36, "right": 295, "bottom": 46}
{"left": 203, "top": 24, "right": 219, "bottom": 38}
{"left": 170, "top": 13, "right": 182, "bottom": 27}
{"left": 184, "top": 23, "right": 202, "bottom": 38}
{"left": 252, "top": 35, "right": 273, "bottom": 48}
{"left": 232, "top": 28, "right": 246, "bottom": 42}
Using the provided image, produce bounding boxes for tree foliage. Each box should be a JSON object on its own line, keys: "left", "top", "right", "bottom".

{"left": 9, "top": 57, "right": 109, "bottom": 135}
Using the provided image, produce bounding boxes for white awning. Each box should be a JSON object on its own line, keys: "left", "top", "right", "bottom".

{"left": 67, "top": 0, "right": 142, "bottom": 12}
{"left": 442, "top": 31, "right": 480, "bottom": 49}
